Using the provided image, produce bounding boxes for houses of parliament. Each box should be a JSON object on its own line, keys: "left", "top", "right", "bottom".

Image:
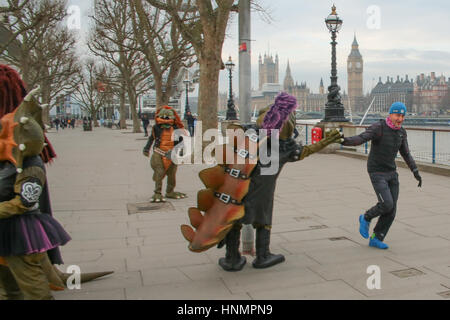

{"left": 251, "top": 36, "right": 364, "bottom": 114}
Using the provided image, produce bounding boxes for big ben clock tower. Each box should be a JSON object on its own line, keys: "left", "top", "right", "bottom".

{"left": 347, "top": 35, "right": 363, "bottom": 112}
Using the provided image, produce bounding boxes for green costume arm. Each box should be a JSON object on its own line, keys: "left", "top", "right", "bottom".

{"left": 143, "top": 127, "right": 156, "bottom": 157}
{"left": 0, "top": 166, "right": 46, "bottom": 219}
{"left": 299, "top": 129, "right": 343, "bottom": 160}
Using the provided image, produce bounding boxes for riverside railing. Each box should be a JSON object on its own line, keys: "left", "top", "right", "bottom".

{"left": 295, "top": 121, "right": 450, "bottom": 166}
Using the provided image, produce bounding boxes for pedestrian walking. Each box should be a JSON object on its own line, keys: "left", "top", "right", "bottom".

{"left": 141, "top": 113, "right": 150, "bottom": 137}
{"left": 186, "top": 111, "right": 195, "bottom": 136}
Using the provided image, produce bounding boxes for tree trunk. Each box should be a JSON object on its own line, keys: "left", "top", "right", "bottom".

{"left": 91, "top": 109, "right": 99, "bottom": 127}
{"left": 126, "top": 87, "right": 141, "bottom": 133}
{"left": 198, "top": 55, "right": 221, "bottom": 133}
{"left": 40, "top": 81, "right": 52, "bottom": 125}
{"left": 119, "top": 88, "right": 127, "bottom": 129}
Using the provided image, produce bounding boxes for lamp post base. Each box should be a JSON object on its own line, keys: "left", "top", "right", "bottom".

{"left": 226, "top": 100, "right": 237, "bottom": 121}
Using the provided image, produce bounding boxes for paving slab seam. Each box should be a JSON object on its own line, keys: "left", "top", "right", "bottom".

{"left": 302, "top": 252, "right": 323, "bottom": 266}
{"left": 382, "top": 255, "right": 437, "bottom": 272}
{"left": 220, "top": 277, "right": 234, "bottom": 296}
{"left": 422, "top": 266, "right": 450, "bottom": 280}
{"left": 339, "top": 278, "right": 369, "bottom": 299}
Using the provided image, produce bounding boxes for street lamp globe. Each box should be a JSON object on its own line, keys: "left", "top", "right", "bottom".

{"left": 225, "top": 56, "right": 235, "bottom": 72}
{"left": 225, "top": 56, "right": 237, "bottom": 120}
{"left": 325, "top": 5, "right": 343, "bottom": 33}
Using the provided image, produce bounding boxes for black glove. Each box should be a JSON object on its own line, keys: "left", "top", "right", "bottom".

{"left": 413, "top": 169, "right": 422, "bottom": 187}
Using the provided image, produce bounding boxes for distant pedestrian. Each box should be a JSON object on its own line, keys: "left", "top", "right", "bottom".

{"left": 141, "top": 113, "right": 150, "bottom": 137}
{"left": 53, "top": 118, "right": 60, "bottom": 132}
{"left": 186, "top": 111, "right": 196, "bottom": 136}
{"left": 341, "top": 102, "right": 422, "bottom": 249}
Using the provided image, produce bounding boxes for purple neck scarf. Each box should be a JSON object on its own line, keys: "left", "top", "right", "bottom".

{"left": 385, "top": 117, "right": 401, "bottom": 130}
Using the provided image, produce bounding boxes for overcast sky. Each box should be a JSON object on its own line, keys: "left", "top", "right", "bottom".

{"left": 69, "top": 0, "right": 450, "bottom": 95}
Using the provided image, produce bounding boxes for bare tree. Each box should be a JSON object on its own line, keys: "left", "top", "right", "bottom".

{"left": 0, "top": 0, "right": 37, "bottom": 56}
{"left": 89, "top": 0, "right": 153, "bottom": 132}
{"left": 129, "top": 0, "right": 194, "bottom": 112}
{"left": 72, "top": 60, "right": 110, "bottom": 128}
{"left": 144, "top": 0, "right": 237, "bottom": 133}
{"left": 1, "top": 0, "right": 81, "bottom": 124}
{"left": 95, "top": 68, "right": 130, "bottom": 129}
{"left": 33, "top": 26, "right": 81, "bottom": 124}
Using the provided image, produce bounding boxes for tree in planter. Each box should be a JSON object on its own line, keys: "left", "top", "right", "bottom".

{"left": 89, "top": 0, "right": 152, "bottom": 133}
{"left": 72, "top": 60, "right": 111, "bottom": 128}
{"left": 95, "top": 70, "right": 130, "bottom": 130}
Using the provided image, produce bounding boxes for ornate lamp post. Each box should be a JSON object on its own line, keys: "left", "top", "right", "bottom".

{"left": 323, "top": 5, "right": 348, "bottom": 122}
{"left": 183, "top": 72, "right": 191, "bottom": 119}
{"left": 225, "top": 56, "right": 237, "bottom": 120}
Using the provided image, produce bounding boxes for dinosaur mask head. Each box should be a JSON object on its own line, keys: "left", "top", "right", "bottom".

{"left": 155, "top": 106, "right": 184, "bottom": 129}
{"left": 0, "top": 86, "right": 45, "bottom": 172}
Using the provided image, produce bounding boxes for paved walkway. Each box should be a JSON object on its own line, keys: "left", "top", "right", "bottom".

{"left": 46, "top": 126, "right": 450, "bottom": 300}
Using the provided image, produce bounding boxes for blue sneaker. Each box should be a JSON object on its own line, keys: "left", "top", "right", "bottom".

{"left": 369, "top": 234, "right": 389, "bottom": 249}
{"left": 359, "top": 214, "right": 370, "bottom": 239}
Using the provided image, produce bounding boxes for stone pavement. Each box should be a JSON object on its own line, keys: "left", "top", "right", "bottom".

{"left": 45, "top": 126, "right": 450, "bottom": 300}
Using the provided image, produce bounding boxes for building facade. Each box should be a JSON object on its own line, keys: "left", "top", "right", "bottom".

{"left": 413, "top": 72, "right": 450, "bottom": 115}
{"left": 251, "top": 53, "right": 282, "bottom": 113}
{"left": 370, "top": 76, "right": 414, "bottom": 114}
{"left": 258, "top": 53, "right": 279, "bottom": 90}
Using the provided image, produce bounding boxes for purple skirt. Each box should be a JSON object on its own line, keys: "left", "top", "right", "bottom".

{"left": 0, "top": 210, "right": 71, "bottom": 257}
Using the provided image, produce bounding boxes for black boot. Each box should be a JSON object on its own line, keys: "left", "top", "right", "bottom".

{"left": 252, "top": 227, "right": 285, "bottom": 269}
{"left": 218, "top": 225, "right": 246, "bottom": 272}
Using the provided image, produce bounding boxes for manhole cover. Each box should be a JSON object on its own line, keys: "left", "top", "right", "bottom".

{"left": 329, "top": 237, "right": 348, "bottom": 241}
{"left": 136, "top": 138, "right": 148, "bottom": 141}
{"left": 127, "top": 202, "right": 175, "bottom": 215}
{"left": 437, "top": 290, "right": 450, "bottom": 299}
{"left": 124, "top": 149, "right": 139, "bottom": 152}
{"left": 391, "top": 268, "right": 425, "bottom": 278}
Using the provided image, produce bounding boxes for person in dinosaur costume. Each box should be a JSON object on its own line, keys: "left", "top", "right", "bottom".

{"left": 0, "top": 65, "right": 112, "bottom": 300}
{"left": 181, "top": 92, "right": 344, "bottom": 271}
{"left": 143, "top": 106, "right": 187, "bottom": 203}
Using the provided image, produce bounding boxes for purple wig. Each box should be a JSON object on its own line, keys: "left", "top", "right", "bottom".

{"left": 262, "top": 92, "right": 297, "bottom": 135}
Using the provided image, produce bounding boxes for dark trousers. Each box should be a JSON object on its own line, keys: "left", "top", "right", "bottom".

{"left": 364, "top": 171, "right": 399, "bottom": 241}
{"left": 143, "top": 123, "right": 149, "bottom": 136}
{"left": 188, "top": 125, "right": 194, "bottom": 137}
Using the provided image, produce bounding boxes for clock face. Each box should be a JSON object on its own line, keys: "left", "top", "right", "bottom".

{"left": 356, "top": 62, "right": 361, "bottom": 68}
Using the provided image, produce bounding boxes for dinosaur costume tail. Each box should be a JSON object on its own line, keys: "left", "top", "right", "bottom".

{"left": 181, "top": 92, "right": 298, "bottom": 252}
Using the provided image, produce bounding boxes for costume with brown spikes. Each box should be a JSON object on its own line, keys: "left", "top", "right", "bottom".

{"left": 0, "top": 65, "right": 112, "bottom": 300}
{"left": 143, "top": 106, "right": 188, "bottom": 203}
{"left": 181, "top": 92, "right": 344, "bottom": 271}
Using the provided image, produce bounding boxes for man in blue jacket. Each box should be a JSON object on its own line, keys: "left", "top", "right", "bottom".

{"left": 341, "top": 102, "right": 422, "bottom": 249}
